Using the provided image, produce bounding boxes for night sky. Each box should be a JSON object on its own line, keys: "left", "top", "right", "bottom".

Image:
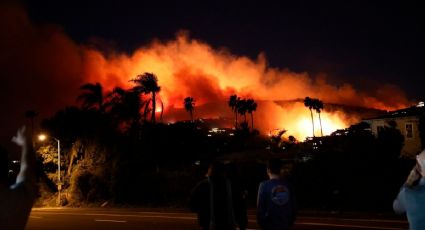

{"left": 1, "top": 0, "right": 424, "bottom": 149}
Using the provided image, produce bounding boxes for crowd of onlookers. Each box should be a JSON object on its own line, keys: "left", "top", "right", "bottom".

{"left": 1, "top": 126, "right": 424, "bottom": 230}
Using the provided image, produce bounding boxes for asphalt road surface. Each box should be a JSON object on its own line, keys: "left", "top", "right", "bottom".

{"left": 27, "top": 208, "right": 409, "bottom": 230}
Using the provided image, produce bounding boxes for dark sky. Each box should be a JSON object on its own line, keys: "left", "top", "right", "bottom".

{"left": 24, "top": 0, "right": 424, "bottom": 99}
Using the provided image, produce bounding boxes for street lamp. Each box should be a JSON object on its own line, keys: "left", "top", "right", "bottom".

{"left": 38, "top": 134, "right": 62, "bottom": 205}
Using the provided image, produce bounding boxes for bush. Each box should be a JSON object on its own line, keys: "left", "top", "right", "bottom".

{"left": 69, "top": 165, "right": 110, "bottom": 204}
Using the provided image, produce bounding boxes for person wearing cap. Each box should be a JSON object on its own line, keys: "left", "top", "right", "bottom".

{"left": 393, "top": 149, "right": 425, "bottom": 230}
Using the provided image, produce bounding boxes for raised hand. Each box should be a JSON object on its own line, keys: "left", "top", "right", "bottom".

{"left": 405, "top": 164, "right": 421, "bottom": 187}
{"left": 11, "top": 126, "right": 27, "bottom": 147}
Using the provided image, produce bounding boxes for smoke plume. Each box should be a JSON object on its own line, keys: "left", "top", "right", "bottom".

{"left": 0, "top": 4, "right": 411, "bottom": 143}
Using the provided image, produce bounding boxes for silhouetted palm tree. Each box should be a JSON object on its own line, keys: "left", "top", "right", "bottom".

{"left": 106, "top": 87, "right": 142, "bottom": 126}
{"left": 184, "top": 97, "right": 195, "bottom": 122}
{"left": 313, "top": 98, "right": 324, "bottom": 137}
{"left": 304, "top": 96, "right": 315, "bottom": 137}
{"left": 246, "top": 99, "right": 257, "bottom": 130}
{"left": 131, "top": 72, "right": 161, "bottom": 123}
{"left": 228, "top": 95, "right": 240, "bottom": 128}
{"left": 142, "top": 98, "right": 152, "bottom": 122}
{"left": 237, "top": 99, "right": 248, "bottom": 124}
{"left": 77, "top": 82, "right": 105, "bottom": 113}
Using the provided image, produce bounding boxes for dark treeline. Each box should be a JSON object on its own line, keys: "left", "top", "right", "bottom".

{"left": 34, "top": 75, "right": 264, "bottom": 206}
{"left": 292, "top": 122, "right": 414, "bottom": 212}
{"left": 38, "top": 106, "right": 266, "bottom": 206}
{"left": 29, "top": 74, "right": 423, "bottom": 212}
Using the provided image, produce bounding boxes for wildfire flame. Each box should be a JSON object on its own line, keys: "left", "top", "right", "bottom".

{"left": 81, "top": 33, "right": 408, "bottom": 139}
{"left": 0, "top": 6, "right": 411, "bottom": 141}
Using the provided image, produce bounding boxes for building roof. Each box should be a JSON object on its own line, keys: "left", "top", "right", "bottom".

{"left": 364, "top": 102, "right": 425, "bottom": 121}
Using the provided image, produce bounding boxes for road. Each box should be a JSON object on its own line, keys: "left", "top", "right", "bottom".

{"left": 27, "top": 208, "right": 409, "bottom": 230}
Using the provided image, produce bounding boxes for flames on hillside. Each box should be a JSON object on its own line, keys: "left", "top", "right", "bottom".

{"left": 82, "top": 33, "right": 409, "bottom": 140}
{"left": 0, "top": 5, "right": 411, "bottom": 141}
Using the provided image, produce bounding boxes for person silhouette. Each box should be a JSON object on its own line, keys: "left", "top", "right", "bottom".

{"left": 190, "top": 161, "right": 247, "bottom": 230}
{"left": 0, "top": 126, "right": 37, "bottom": 230}
{"left": 393, "top": 149, "right": 425, "bottom": 230}
{"left": 224, "top": 162, "right": 248, "bottom": 230}
{"left": 257, "top": 159, "right": 296, "bottom": 230}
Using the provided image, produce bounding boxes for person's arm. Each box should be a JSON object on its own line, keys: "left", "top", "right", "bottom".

{"left": 233, "top": 182, "right": 247, "bottom": 230}
{"left": 405, "top": 165, "right": 421, "bottom": 187}
{"left": 393, "top": 188, "right": 406, "bottom": 214}
{"left": 289, "top": 183, "right": 297, "bottom": 226}
{"left": 393, "top": 165, "right": 422, "bottom": 214}
{"left": 190, "top": 180, "right": 209, "bottom": 212}
{"left": 256, "top": 182, "right": 267, "bottom": 227}
{"left": 189, "top": 182, "right": 201, "bottom": 212}
{"left": 11, "top": 126, "right": 36, "bottom": 185}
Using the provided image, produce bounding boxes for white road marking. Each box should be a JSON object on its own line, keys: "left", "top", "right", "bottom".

{"left": 29, "top": 216, "right": 43, "bottom": 219}
{"left": 298, "top": 222, "right": 406, "bottom": 230}
{"left": 32, "top": 211, "right": 197, "bottom": 220}
{"left": 95, "top": 219, "right": 127, "bottom": 223}
{"left": 32, "top": 210, "right": 408, "bottom": 229}
{"left": 300, "top": 216, "right": 407, "bottom": 224}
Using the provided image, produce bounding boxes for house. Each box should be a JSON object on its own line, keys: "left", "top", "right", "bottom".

{"left": 363, "top": 102, "right": 425, "bottom": 158}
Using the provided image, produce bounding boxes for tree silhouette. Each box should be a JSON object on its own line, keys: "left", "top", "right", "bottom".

{"left": 288, "top": 135, "right": 296, "bottom": 144}
{"left": 106, "top": 87, "right": 142, "bottom": 127}
{"left": 237, "top": 99, "right": 248, "bottom": 125}
{"left": 184, "top": 97, "right": 195, "bottom": 122}
{"left": 142, "top": 98, "right": 152, "bottom": 122}
{"left": 77, "top": 82, "right": 105, "bottom": 113}
{"left": 246, "top": 98, "right": 257, "bottom": 130}
{"left": 304, "top": 97, "right": 315, "bottom": 137}
{"left": 131, "top": 73, "right": 161, "bottom": 123}
{"left": 313, "top": 98, "right": 324, "bottom": 137}
{"left": 228, "top": 95, "right": 240, "bottom": 128}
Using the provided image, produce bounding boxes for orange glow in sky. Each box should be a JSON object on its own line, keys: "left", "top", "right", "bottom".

{"left": 78, "top": 33, "right": 409, "bottom": 139}
{"left": 0, "top": 6, "right": 413, "bottom": 141}
{"left": 268, "top": 101, "right": 353, "bottom": 140}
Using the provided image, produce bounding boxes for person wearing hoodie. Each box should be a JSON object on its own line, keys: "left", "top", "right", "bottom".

{"left": 257, "top": 159, "right": 296, "bottom": 230}
{"left": 393, "top": 149, "right": 425, "bottom": 230}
